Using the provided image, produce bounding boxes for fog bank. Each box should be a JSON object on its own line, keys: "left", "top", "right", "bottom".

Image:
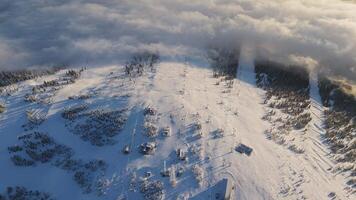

{"left": 0, "top": 0, "right": 355, "bottom": 81}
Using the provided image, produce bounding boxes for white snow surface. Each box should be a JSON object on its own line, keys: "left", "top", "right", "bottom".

{"left": 0, "top": 56, "right": 354, "bottom": 199}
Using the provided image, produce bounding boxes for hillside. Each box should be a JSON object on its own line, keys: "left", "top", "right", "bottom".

{"left": 0, "top": 54, "right": 355, "bottom": 199}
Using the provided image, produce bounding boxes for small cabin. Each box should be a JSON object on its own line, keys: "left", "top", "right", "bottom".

{"left": 122, "top": 145, "right": 130, "bottom": 154}
{"left": 215, "top": 178, "right": 233, "bottom": 200}
{"left": 140, "top": 142, "right": 156, "bottom": 155}
{"left": 161, "top": 127, "right": 171, "bottom": 137}
{"left": 144, "top": 171, "right": 152, "bottom": 178}
{"left": 235, "top": 143, "right": 253, "bottom": 156}
{"left": 176, "top": 148, "right": 187, "bottom": 161}
{"left": 161, "top": 161, "right": 170, "bottom": 177}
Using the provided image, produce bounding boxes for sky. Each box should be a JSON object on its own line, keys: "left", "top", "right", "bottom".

{"left": 0, "top": 0, "right": 356, "bottom": 82}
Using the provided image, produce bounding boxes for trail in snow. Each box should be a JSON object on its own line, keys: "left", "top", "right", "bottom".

{"left": 195, "top": 45, "right": 352, "bottom": 200}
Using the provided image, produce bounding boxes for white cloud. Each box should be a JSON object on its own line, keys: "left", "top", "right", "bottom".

{"left": 0, "top": 0, "right": 355, "bottom": 81}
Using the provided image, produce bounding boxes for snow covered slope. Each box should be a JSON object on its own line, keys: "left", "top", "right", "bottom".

{"left": 0, "top": 57, "right": 354, "bottom": 199}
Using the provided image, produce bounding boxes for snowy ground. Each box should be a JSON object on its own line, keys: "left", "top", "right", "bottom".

{"left": 0, "top": 55, "right": 354, "bottom": 199}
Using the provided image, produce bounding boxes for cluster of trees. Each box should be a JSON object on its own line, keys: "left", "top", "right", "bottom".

{"left": 8, "top": 132, "right": 73, "bottom": 166}
{"left": 318, "top": 77, "right": 356, "bottom": 115}
{"left": 64, "top": 107, "right": 128, "bottom": 146}
{"left": 256, "top": 61, "right": 311, "bottom": 127}
{"left": 0, "top": 68, "right": 60, "bottom": 87}
{"left": 255, "top": 60, "right": 309, "bottom": 90}
{"left": 0, "top": 186, "right": 54, "bottom": 200}
{"left": 62, "top": 104, "right": 89, "bottom": 120}
{"left": 125, "top": 52, "right": 160, "bottom": 77}
{"left": 65, "top": 69, "right": 82, "bottom": 80}
{"left": 26, "top": 69, "right": 83, "bottom": 104}
{"left": 207, "top": 48, "right": 239, "bottom": 79}
{"left": 140, "top": 180, "right": 164, "bottom": 200}
{"left": 318, "top": 77, "right": 355, "bottom": 167}
{"left": 256, "top": 61, "right": 312, "bottom": 153}
{"left": 7, "top": 131, "right": 107, "bottom": 194}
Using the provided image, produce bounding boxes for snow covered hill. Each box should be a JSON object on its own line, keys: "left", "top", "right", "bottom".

{"left": 0, "top": 55, "right": 355, "bottom": 199}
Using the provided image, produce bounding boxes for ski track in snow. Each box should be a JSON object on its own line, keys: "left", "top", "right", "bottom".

{"left": 0, "top": 57, "right": 354, "bottom": 199}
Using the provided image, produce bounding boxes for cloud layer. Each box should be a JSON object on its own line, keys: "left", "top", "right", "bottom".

{"left": 0, "top": 0, "right": 356, "bottom": 81}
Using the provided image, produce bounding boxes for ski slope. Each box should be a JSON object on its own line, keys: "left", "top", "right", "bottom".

{"left": 0, "top": 56, "right": 354, "bottom": 199}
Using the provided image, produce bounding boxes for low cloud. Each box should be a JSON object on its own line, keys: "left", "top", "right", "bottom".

{"left": 0, "top": 0, "right": 355, "bottom": 81}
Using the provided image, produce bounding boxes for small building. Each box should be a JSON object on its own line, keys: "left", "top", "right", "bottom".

{"left": 122, "top": 145, "right": 130, "bottom": 154}
{"left": 235, "top": 143, "right": 253, "bottom": 156}
{"left": 160, "top": 161, "right": 170, "bottom": 177}
{"left": 176, "top": 148, "right": 187, "bottom": 161}
{"left": 161, "top": 127, "right": 171, "bottom": 137}
{"left": 215, "top": 178, "right": 233, "bottom": 200}
{"left": 140, "top": 142, "right": 156, "bottom": 155}
{"left": 144, "top": 171, "right": 152, "bottom": 178}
